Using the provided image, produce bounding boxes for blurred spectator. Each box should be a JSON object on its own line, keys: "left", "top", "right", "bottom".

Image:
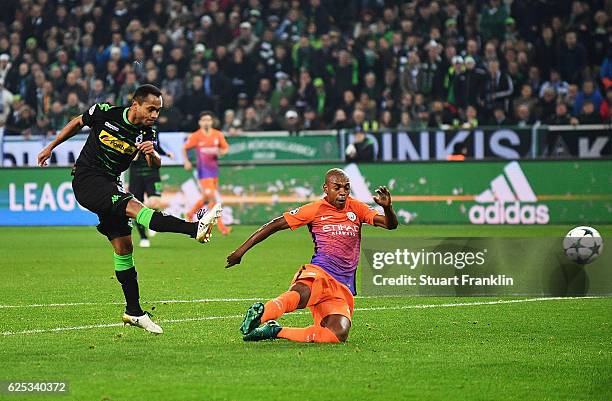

{"left": 270, "top": 71, "right": 295, "bottom": 110}
{"left": 537, "top": 87, "right": 558, "bottom": 121}
{"left": 539, "top": 70, "right": 569, "bottom": 98}
{"left": 577, "top": 100, "right": 602, "bottom": 124}
{"left": 557, "top": 31, "right": 587, "bottom": 84}
{"left": 460, "top": 105, "right": 479, "bottom": 129}
{"left": 515, "top": 104, "right": 535, "bottom": 127}
{"left": 0, "top": 82, "right": 13, "bottom": 127}
{"left": 453, "top": 56, "right": 486, "bottom": 111}
{"left": 573, "top": 79, "right": 603, "bottom": 115}
{"left": 488, "top": 106, "right": 513, "bottom": 126}
{"left": 479, "top": 0, "right": 509, "bottom": 42}
{"left": 283, "top": 109, "right": 300, "bottom": 135}
{"left": 5, "top": 102, "right": 35, "bottom": 138}
{"left": 345, "top": 129, "right": 374, "bottom": 162}
{"left": 545, "top": 102, "right": 575, "bottom": 125}
{"left": 242, "top": 107, "right": 261, "bottom": 131}
{"left": 513, "top": 84, "right": 538, "bottom": 117}
{"left": 484, "top": 59, "right": 514, "bottom": 115}
{"left": 161, "top": 64, "right": 184, "bottom": 103}
{"left": 600, "top": 86, "right": 612, "bottom": 122}
{"left": 0, "top": 54, "right": 11, "bottom": 87}
{"left": 302, "top": 108, "right": 324, "bottom": 130}
{"left": 157, "top": 93, "right": 183, "bottom": 132}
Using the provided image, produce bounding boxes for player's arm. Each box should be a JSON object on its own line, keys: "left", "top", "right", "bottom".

{"left": 137, "top": 141, "right": 161, "bottom": 168}
{"left": 372, "top": 186, "right": 398, "bottom": 230}
{"left": 37, "top": 115, "right": 85, "bottom": 166}
{"left": 225, "top": 216, "right": 290, "bottom": 268}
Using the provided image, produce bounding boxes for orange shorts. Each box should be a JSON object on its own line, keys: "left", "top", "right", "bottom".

{"left": 199, "top": 177, "right": 218, "bottom": 195}
{"left": 291, "top": 264, "right": 354, "bottom": 325}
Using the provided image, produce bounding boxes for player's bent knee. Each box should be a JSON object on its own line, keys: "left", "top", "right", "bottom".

{"left": 124, "top": 198, "right": 145, "bottom": 218}
{"left": 290, "top": 283, "right": 311, "bottom": 309}
{"left": 321, "top": 315, "right": 351, "bottom": 342}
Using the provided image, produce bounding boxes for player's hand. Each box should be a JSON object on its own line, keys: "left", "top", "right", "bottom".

{"left": 373, "top": 186, "right": 392, "bottom": 207}
{"left": 37, "top": 147, "right": 52, "bottom": 167}
{"left": 183, "top": 160, "right": 193, "bottom": 170}
{"left": 137, "top": 141, "right": 155, "bottom": 155}
{"left": 225, "top": 250, "right": 243, "bottom": 268}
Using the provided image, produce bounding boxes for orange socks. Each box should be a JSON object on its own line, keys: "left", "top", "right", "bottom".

{"left": 278, "top": 326, "right": 340, "bottom": 343}
{"left": 261, "top": 291, "right": 301, "bottom": 322}
{"left": 187, "top": 198, "right": 206, "bottom": 221}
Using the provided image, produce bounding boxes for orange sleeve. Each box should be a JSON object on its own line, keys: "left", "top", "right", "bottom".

{"left": 183, "top": 131, "right": 199, "bottom": 150}
{"left": 217, "top": 130, "right": 229, "bottom": 151}
{"left": 352, "top": 199, "right": 379, "bottom": 225}
{"left": 282, "top": 201, "right": 321, "bottom": 230}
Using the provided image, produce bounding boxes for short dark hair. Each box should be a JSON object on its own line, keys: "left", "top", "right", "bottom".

{"left": 199, "top": 111, "right": 215, "bottom": 119}
{"left": 133, "top": 84, "right": 162, "bottom": 103}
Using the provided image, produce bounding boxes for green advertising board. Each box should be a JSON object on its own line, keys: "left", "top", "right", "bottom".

{"left": 1, "top": 160, "right": 611, "bottom": 226}
{"left": 224, "top": 135, "right": 340, "bottom": 162}
{"left": 157, "top": 160, "right": 611, "bottom": 225}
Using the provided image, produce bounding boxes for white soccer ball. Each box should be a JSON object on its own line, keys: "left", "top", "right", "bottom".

{"left": 563, "top": 226, "right": 604, "bottom": 265}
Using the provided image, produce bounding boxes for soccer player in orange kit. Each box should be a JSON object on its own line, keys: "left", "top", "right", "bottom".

{"left": 183, "top": 111, "right": 231, "bottom": 235}
{"left": 226, "top": 168, "right": 398, "bottom": 343}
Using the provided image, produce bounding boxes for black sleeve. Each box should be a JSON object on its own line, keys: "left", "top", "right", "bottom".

{"left": 81, "top": 103, "right": 108, "bottom": 127}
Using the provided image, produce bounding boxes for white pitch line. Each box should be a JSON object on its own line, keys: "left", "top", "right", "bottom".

{"left": 0, "top": 295, "right": 406, "bottom": 309}
{"left": 0, "top": 296, "right": 601, "bottom": 336}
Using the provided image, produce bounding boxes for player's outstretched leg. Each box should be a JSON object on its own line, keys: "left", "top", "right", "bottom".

{"left": 246, "top": 315, "right": 350, "bottom": 343}
{"left": 127, "top": 199, "right": 222, "bottom": 243}
{"left": 240, "top": 286, "right": 305, "bottom": 334}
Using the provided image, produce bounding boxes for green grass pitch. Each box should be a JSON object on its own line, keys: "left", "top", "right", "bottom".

{"left": 0, "top": 225, "right": 610, "bottom": 401}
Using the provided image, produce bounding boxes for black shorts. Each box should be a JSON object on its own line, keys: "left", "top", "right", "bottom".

{"left": 72, "top": 169, "right": 134, "bottom": 240}
{"left": 129, "top": 174, "right": 162, "bottom": 202}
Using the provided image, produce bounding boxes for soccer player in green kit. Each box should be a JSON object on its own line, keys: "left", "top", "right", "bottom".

{"left": 37, "top": 85, "right": 221, "bottom": 334}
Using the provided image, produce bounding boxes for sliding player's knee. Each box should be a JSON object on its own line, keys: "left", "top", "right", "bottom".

{"left": 290, "top": 283, "right": 311, "bottom": 309}
{"left": 322, "top": 315, "right": 351, "bottom": 342}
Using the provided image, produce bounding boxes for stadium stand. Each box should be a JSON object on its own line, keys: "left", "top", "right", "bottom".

{"left": 0, "top": 0, "right": 610, "bottom": 138}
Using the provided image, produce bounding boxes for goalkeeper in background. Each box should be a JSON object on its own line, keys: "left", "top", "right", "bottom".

{"left": 129, "top": 135, "right": 174, "bottom": 248}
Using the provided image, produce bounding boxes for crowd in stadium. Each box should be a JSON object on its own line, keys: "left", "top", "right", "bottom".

{"left": 0, "top": 0, "right": 611, "bottom": 138}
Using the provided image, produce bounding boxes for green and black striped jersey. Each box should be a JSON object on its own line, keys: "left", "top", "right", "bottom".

{"left": 75, "top": 103, "right": 157, "bottom": 178}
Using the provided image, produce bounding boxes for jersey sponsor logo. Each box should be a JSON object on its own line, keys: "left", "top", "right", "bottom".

{"left": 322, "top": 224, "right": 359, "bottom": 236}
{"left": 346, "top": 212, "right": 357, "bottom": 221}
{"left": 104, "top": 121, "right": 119, "bottom": 131}
{"left": 99, "top": 130, "right": 137, "bottom": 155}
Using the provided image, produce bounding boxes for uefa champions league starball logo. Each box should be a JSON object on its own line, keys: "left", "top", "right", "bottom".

{"left": 563, "top": 226, "right": 604, "bottom": 265}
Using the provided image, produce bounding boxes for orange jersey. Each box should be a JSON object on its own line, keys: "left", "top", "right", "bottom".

{"left": 283, "top": 196, "right": 379, "bottom": 294}
{"left": 183, "top": 128, "right": 229, "bottom": 178}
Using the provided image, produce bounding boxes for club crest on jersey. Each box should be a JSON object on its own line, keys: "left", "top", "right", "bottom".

{"left": 135, "top": 133, "right": 144, "bottom": 145}
{"left": 104, "top": 121, "right": 119, "bottom": 131}
{"left": 346, "top": 212, "right": 357, "bottom": 221}
{"left": 99, "top": 130, "right": 136, "bottom": 155}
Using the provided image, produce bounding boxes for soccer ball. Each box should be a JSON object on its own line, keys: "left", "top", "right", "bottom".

{"left": 562, "top": 226, "right": 604, "bottom": 265}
